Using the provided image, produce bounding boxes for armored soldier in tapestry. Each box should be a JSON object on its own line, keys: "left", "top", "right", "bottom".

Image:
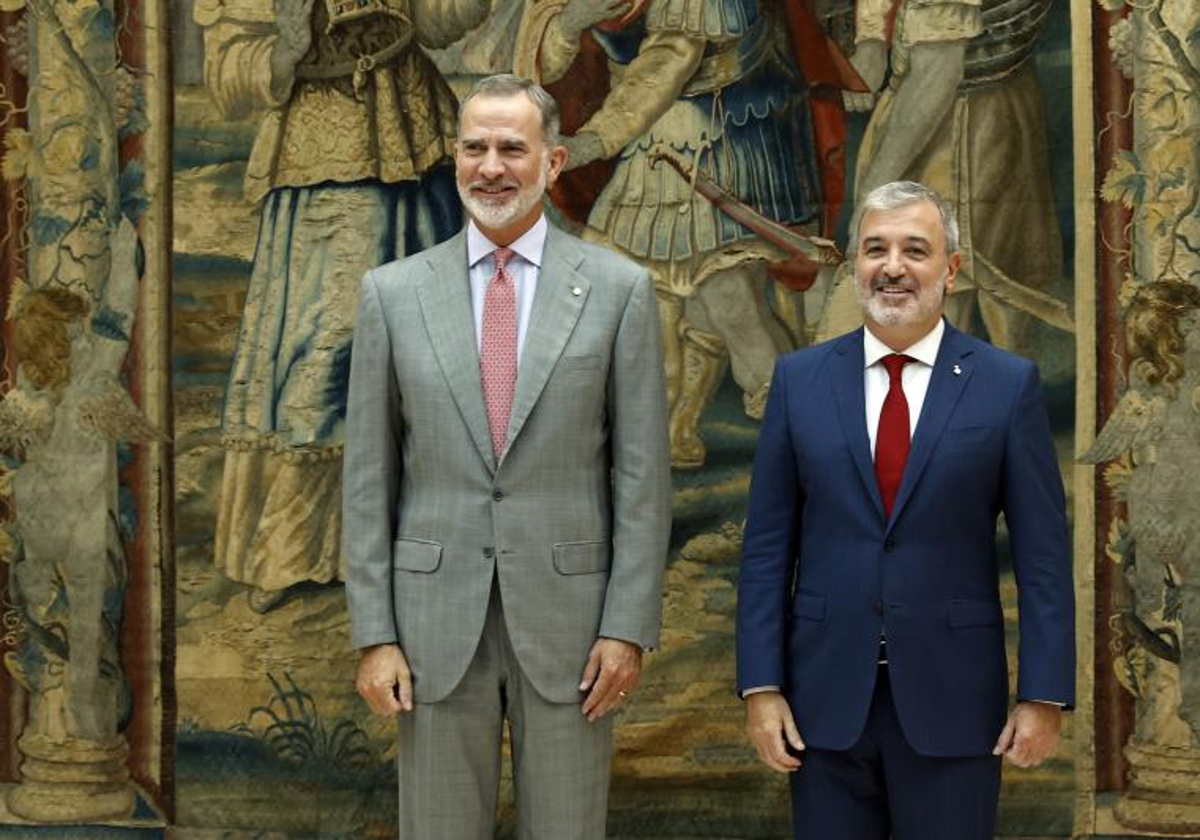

{"left": 194, "top": 0, "right": 487, "bottom": 611}
{"left": 515, "top": 0, "right": 858, "bottom": 469}
{"left": 822, "top": 0, "right": 1064, "bottom": 348}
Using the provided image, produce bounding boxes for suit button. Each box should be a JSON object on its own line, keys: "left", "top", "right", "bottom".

{"left": 883, "top": 538, "right": 896, "bottom": 552}
{"left": 482, "top": 546, "right": 495, "bottom": 558}
{"left": 873, "top": 602, "right": 883, "bottom": 616}
{"left": 492, "top": 490, "right": 504, "bottom": 502}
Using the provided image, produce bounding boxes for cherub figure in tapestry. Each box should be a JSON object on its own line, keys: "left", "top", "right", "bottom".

{"left": 821, "top": 0, "right": 1069, "bottom": 348}
{"left": 1084, "top": 280, "right": 1200, "bottom": 751}
{"left": 515, "top": 0, "right": 863, "bottom": 469}
{"left": 194, "top": 0, "right": 489, "bottom": 611}
{"left": 0, "top": 219, "right": 156, "bottom": 820}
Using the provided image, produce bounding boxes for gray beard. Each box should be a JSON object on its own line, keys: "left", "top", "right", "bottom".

{"left": 458, "top": 162, "right": 548, "bottom": 234}
{"left": 857, "top": 273, "right": 947, "bottom": 328}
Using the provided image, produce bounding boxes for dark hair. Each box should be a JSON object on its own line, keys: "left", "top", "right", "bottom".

{"left": 457, "top": 74, "right": 561, "bottom": 146}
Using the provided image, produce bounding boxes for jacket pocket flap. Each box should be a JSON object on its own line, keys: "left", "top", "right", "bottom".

{"left": 791, "top": 592, "right": 827, "bottom": 620}
{"left": 552, "top": 540, "right": 610, "bottom": 574}
{"left": 942, "top": 425, "right": 994, "bottom": 445}
{"left": 558, "top": 354, "right": 602, "bottom": 370}
{"left": 946, "top": 599, "right": 1002, "bottom": 628}
{"left": 393, "top": 538, "right": 442, "bottom": 573}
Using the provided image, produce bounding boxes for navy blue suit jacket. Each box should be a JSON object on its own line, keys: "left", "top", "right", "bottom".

{"left": 736, "top": 323, "right": 1074, "bottom": 757}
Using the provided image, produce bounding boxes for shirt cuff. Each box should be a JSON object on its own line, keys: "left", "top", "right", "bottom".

{"left": 600, "top": 634, "right": 654, "bottom": 653}
{"left": 741, "top": 685, "right": 781, "bottom": 698}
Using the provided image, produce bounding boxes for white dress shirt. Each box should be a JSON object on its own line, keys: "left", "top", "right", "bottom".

{"left": 863, "top": 318, "right": 945, "bottom": 452}
{"left": 466, "top": 215, "right": 547, "bottom": 364}
{"left": 863, "top": 320, "right": 944, "bottom": 664}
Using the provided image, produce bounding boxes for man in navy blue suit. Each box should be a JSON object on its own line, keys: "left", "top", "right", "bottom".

{"left": 736, "top": 181, "right": 1074, "bottom": 839}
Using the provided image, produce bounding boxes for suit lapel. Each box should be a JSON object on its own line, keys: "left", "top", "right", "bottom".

{"left": 829, "top": 329, "right": 886, "bottom": 522}
{"left": 887, "top": 323, "right": 975, "bottom": 529}
{"left": 414, "top": 230, "right": 497, "bottom": 473}
{"left": 505, "top": 225, "right": 588, "bottom": 451}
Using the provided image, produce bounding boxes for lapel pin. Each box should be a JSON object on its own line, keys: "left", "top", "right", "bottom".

{"left": 571, "top": 286, "right": 582, "bottom": 296}
{"left": 953, "top": 364, "right": 963, "bottom": 376}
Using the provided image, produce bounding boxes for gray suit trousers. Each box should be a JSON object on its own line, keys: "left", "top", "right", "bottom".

{"left": 397, "top": 578, "right": 614, "bottom": 839}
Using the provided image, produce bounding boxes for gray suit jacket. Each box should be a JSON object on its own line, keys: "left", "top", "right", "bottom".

{"left": 343, "top": 222, "right": 671, "bottom": 704}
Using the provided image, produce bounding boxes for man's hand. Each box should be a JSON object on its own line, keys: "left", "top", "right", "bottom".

{"left": 844, "top": 39, "right": 887, "bottom": 112}
{"left": 559, "top": 0, "right": 631, "bottom": 41}
{"left": 270, "top": 0, "right": 315, "bottom": 100}
{"left": 992, "top": 701, "right": 1062, "bottom": 768}
{"left": 355, "top": 643, "right": 413, "bottom": 715}
{"left": 562, "top": 131, "right": 607, "bottom": 171}
{"left": 275, "top": 0, "right": 315, "bottom": 60}
{"left": 745, "top": 690, "right": 804, "bottom": 772}
{"left": 579, "top": 637, "right": 642, "bottom": 721}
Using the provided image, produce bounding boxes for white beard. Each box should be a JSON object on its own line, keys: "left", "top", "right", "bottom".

{"left": 856, "top": 270, "right": 947, "bottom": 329}
{"left": 458, "top": 156, "right": 549, "bottom": 233}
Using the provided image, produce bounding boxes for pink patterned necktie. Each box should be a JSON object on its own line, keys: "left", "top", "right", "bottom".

{"left": 480, "top": 247, "right": 518, "bottom": 459}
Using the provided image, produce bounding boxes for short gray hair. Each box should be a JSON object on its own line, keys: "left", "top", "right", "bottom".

{"left": 458, "top": 74, "right": 562, "bottom": 147}
{"left": 849, "top": 181, "right": 960, "bottom": 254}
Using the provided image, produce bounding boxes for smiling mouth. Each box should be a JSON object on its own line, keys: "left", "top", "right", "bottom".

{"left": 471, "top": 183, "right": 517, "bottom": 199}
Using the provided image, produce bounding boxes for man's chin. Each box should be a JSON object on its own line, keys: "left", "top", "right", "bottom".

{"left": 866, "top": 302, "right": 917, "bottom": 327}
{"left": 462, "top": 198, "right": 520, "bottom": 230}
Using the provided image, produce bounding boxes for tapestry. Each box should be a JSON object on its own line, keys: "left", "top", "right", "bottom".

{"left": 0, "top": 0, "right": 1195, "bottom": 835}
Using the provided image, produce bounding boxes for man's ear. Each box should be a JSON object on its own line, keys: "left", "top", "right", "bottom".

{"left": 546, "top": 144, "right": 568, "bottom": 186}
{"left": 944, "top": 251, "right": 961, "bottom": 294}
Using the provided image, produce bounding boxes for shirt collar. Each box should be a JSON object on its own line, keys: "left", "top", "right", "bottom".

{"left": 863, "top": 318, "right": 945, "bottom": 369}
{"left": 467, "top": 215, "right": 548, "bottom": 269}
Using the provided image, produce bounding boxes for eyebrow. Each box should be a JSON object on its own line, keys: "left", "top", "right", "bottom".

{"left": 460, "top": 135, "right": 529, "bottom": 149}
{"left": 862, "top": 235, "right": 933, "bottom": 247}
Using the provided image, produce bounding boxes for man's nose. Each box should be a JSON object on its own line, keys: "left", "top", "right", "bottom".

{"left": 881, "top": 248, "right": 904, "bottom": 277}
{"left": 479, "top": 150, "right": 505, "bottom": 179}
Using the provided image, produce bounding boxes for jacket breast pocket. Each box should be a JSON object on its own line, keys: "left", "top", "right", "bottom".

{"left": 940, "top": 425, "right": 995, "bottom": 447}
{"left": 553, "top": 540, "right": 610, "bottom": 575}
{"left": 393, "top": 538, "right": 443, "bottom": 573}
{"left": 558, "top": 354, "right": 603, "bottom": 371}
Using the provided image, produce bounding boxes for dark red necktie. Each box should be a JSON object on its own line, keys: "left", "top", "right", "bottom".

{"left": 875, "top": 354, "right": 913, "bottom": 518}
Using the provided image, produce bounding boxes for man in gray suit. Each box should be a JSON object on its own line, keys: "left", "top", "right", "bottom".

{"left": 342, "top": 74, "right": 672, "bottom": 839}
